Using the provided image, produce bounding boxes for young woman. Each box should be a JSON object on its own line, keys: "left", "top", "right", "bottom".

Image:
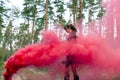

{"left": 63, "top": 24, "right": 79, "bottom": 80}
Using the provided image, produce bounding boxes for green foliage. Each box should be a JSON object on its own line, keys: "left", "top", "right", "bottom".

{"left": 0, "top": 0, "right": 105, "bottom": 55}
{"left": 0, "top": 48, "right": 4, "bottom": 62}
{"left": 21, "top": 0, "right": 45, "bottom": 43}
{"left": 0, "top": 1, "right": 106, "bottom": 79}
{"left": 0, "top": 2, "right": 5, "bottom": 26}
{"left": 0, "top": 0, "right": 105, "bottom": 52}
{"left": 0, "top": 26, "right": 3, "bottom": 45}
{"left": 97, "top": 7, "right": 106, "bottom": 18}
{"left": 52, "top": 0, "right": 67, "bottom": 25}
{"left": 14, "top": 23, "right": 31, "bottom": 48}
{"left": 34, "top": 17, "right": 45, "bottom": 42}
{"left": 82, "top": 0, "right": 105, "bottom": 22}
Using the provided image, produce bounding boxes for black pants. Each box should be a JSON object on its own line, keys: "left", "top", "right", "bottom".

{"left": 64, "top": 55, "right": 79, "bottom": 80}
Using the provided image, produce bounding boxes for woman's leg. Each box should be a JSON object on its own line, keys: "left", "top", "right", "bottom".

{"left": 64, "top": 66, "right": 69, "bottom": 80}
{"left": 71, "top": 64, "right": 79, "bottom": 80}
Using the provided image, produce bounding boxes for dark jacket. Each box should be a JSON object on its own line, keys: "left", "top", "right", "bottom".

{"left": 67, "top": 31, "right": 77, "bottom": 40}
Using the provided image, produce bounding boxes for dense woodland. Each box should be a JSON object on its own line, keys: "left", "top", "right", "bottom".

{"left": 0, "top": 0, "right": 110, "bottom": 79}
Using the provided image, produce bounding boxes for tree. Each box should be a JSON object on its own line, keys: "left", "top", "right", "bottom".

{"left": 45, "top": 0, "right": 48, "bottom": 29}
{"left": 0, "top": 0, "right": 12, "bottom": 60}
{"left": 0, "top": 21, "right": 13, "bottom": 62}
{"left": 14, "top": 23, "right": 31, "bottom": 48}
{"left": 22, "top": 0, "right": 45, "bottom": 43}
{"left": 79, "top": 0, "right": 82, "bottom": 19}
{"left": 0, "top": 0, "right": 8, "bottom": 46}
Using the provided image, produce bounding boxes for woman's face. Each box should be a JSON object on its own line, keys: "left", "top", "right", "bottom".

{"left": 66, "top": 28, "right": 71, "bottom": 33}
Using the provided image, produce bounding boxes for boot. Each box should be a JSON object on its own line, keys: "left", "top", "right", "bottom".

{"left": 74, "top": 75, "right": 79, "bottom": 80}
{"left": 64, "top": 74, "right": 69, "bottom": 80}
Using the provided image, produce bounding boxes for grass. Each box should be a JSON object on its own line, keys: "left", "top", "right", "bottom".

{"left": 1, "top": 65, "right": 120, "bottom": 80}
{"left": 0, "top": 62, "right": 5, "bottom": 80}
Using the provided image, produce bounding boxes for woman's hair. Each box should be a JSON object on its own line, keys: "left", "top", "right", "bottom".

{"left": 64, "top": 24, "right": 77, "bottom": 32}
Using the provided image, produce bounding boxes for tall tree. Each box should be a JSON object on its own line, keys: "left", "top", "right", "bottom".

{"left": 53, "top": 0, "right": 66, "bottom": 25}
{"left": 72, "top": 0, "right": 77, "bottom": 25}
{"left": 2, "top": 21, "right": 13, "bottom": 60}
{"left": 0, "top": 0, "right": 11, "bottom": 61}
{"left": 22, "top": 0, "right": 45, "bottom": 43}
{"left": 79, "top": 0, "right": 82, "bottom": 19}
{"left": 45, "top": 0, "right": 48, "bottom": 29}
{"left": 14, "top": 23, "right": 31, "bottom": 48}
{"left": 0, "top": 0, "right": 7, "bottom": 45}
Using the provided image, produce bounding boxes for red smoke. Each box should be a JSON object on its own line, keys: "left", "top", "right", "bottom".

{"left": 4, "top": 30, "right": 120, "bottom": 80}
{"left": 3, "top": 30, "right": 93, "bottom": 80}
{"left": 4, "top": 0, "right": 120, "bottom": 80}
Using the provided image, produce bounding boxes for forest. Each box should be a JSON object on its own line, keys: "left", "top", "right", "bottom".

{"left": 1, "top": 0, "right": 120, "bottom": 80}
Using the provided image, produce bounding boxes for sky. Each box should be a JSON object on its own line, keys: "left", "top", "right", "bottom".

{"left": 5, "top": 0, "right": 24, "bottom": 26}
{"left": 7, "top": 0, "right": 24, "bottom": 11}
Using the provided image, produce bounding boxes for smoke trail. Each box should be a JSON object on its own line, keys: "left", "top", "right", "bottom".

{"left": 4, "top": 0, "right": 120, "bottom": 80}
{"left": 4, "top": 29, "right": 120, "bottom": 80}
{"left": 3, "top": 30, "right": 93, "bottom": 80}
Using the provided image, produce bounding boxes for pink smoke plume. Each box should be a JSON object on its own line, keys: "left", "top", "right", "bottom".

{"left": 3, "top": 0, "right": 120, "bottom": 80}
{"left": 3, "top": 30, "right": 120, "bottom": 80}
{"left": 3, "top": 30, "right": 93, "bottom": 80}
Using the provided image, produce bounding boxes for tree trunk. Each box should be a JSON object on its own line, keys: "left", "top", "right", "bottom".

{"left": 75, "top": 0, "right": 77, "bottom": 21}
{"left": 31, "top": 1, "right": 37, "bottom": 43}
{"left": 72, "top": 0, "right": 75, "bottom": 25}
{"left": 72, "top": 0, "right": 77, "bottom": 25}
{"left": 45, "top": 0, "right": 49, "bottom": 29}
{"left": 79, "top": 0, "right": 82, "bottom": 18}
